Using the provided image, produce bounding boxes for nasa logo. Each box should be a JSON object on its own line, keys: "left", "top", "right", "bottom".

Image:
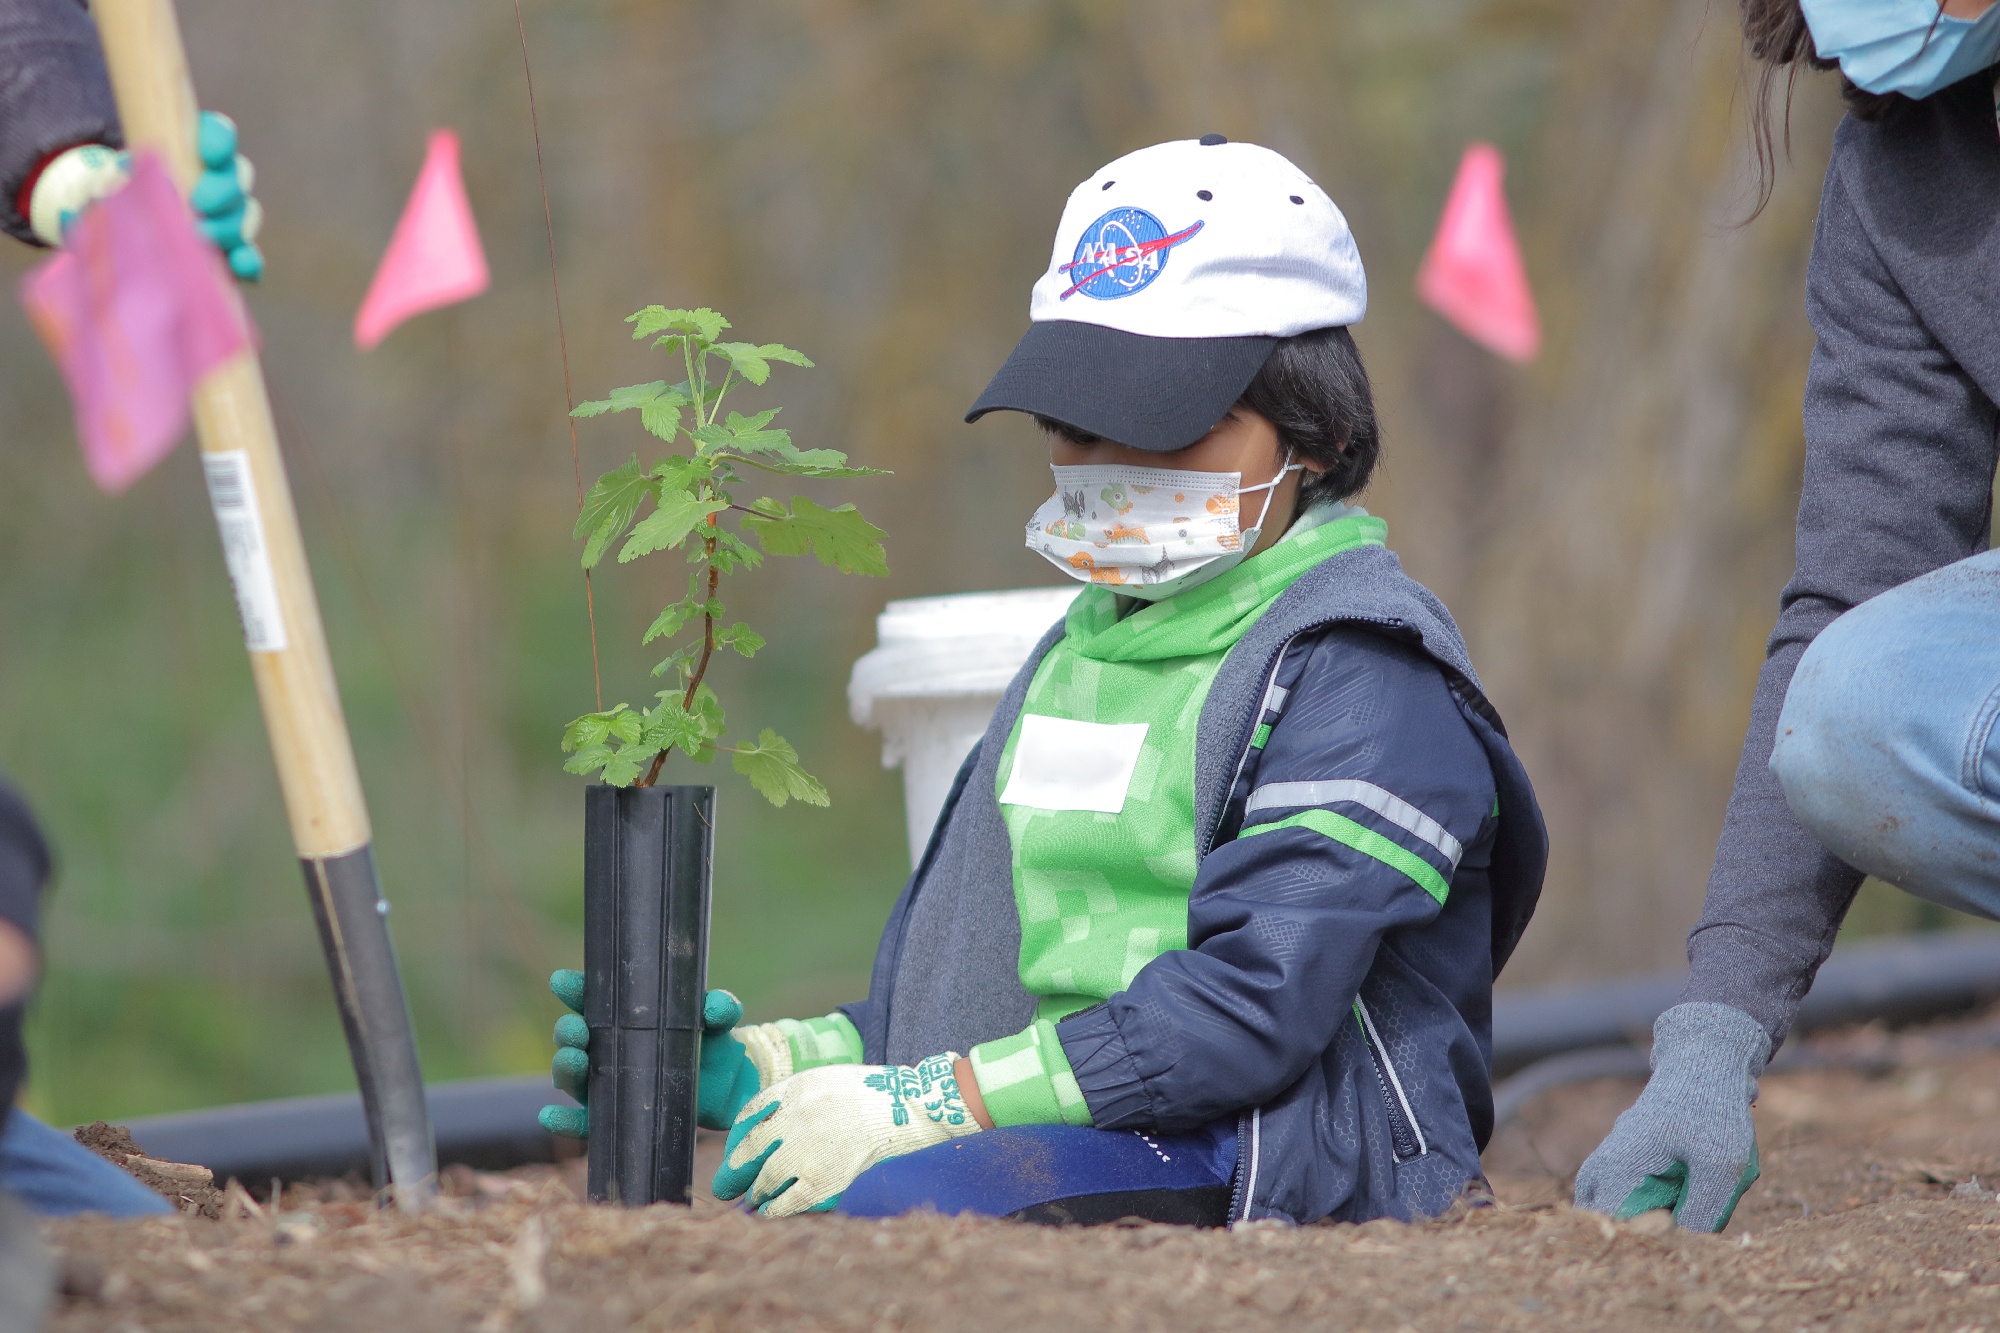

{"left": 1059, "top": 207, "right": 1204, "bottom": 301}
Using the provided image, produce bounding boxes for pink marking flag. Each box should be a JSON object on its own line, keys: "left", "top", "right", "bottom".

{"left": 354, "top": 129, "right": 489, "bottom": 350}
{"left": 1416, "top": 143, "right": 1541, "bottom": 364}
{"left": 19, "top": 152, "right": 251, "bottom": 494}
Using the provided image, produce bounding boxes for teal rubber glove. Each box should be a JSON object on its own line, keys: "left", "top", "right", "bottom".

{"left": 713, "top": 1055, "right": 979, "bottom": 1217}
{"left": 191, "top": 112, "right": 264, "bottom": 281}
{"left": 25, "top": 111, "right": 263, "bottom": 280}
{"left": 537, "top": 971, "right": 756, "bottom": 1138}
{"left": 1573, "top": 1002, "right": 1770, "bottom": 1232}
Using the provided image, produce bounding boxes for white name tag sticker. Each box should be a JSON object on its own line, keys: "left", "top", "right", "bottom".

{"left": 999, "top": 715, "right": 1149, "bottom": 814}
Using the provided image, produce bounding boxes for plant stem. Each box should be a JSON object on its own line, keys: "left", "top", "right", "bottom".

{"left": 637, "top": 517, "right": 722, "bottom": 789}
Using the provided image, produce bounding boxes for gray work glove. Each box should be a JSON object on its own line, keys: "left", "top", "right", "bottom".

{"left": 1573, "top": 1001, "right": 1770, "bottom": 1232}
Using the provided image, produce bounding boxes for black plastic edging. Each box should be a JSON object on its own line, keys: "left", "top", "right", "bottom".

{"left": 115, "top": 1076, "right": 576, "bottom": 1186}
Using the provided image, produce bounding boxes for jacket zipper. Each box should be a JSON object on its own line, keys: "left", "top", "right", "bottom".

{"left": 1353, "top": 996, "right": 1428, "bottom": 1163}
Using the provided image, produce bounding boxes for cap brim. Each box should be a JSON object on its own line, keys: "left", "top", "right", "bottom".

{"left": 965, "top": 322, "right": 1277, "bottom": 452}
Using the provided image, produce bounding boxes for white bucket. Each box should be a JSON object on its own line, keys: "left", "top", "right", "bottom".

{"left": 848, "top": 587, "right": 1079, "bottom": 867}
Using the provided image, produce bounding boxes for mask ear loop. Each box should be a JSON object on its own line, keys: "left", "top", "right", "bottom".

{"left": 1237, "top": 450, "right": 1302, "bottom": 536}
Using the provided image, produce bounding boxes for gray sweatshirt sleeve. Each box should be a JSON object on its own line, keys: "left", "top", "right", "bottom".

{"left": 0, "top": 0, "right": 121, "bottom": 245}
{"left": 1682, "top": 137, "right": 2000, "bottom": 1048}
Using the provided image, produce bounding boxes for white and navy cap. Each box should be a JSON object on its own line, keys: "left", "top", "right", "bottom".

{"left": 967, "top": 135, "right": 1366, "bottom": 451}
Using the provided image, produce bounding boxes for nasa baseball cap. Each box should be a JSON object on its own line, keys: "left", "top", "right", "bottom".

{"left": 967, "top": 134, "right": 1367, "bottom": 452}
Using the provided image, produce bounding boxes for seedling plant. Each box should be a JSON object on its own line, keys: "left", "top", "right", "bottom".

{"left": 560, "top": 307, "right": 886, "bottom": 804}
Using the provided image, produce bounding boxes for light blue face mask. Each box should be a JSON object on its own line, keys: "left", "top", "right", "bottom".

{"left": 1801, "top": 0, "right": 2000, "bottom": 98}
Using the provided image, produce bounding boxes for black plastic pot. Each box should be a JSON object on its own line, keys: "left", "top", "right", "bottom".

{"left": 582, "top": 783, "right": 714, "bottom": 1205}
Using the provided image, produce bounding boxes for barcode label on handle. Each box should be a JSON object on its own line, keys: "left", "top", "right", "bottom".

{"left": 202, "top": 450, "right": 289, "bottom": 653}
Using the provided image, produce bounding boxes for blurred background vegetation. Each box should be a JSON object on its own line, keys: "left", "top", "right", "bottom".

{"left": 0, "top": 0, "right": 1979, "bottom": 1124}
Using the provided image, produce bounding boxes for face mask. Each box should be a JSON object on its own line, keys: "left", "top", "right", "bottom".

{"left": 1800, "top": 0, "right": 2000, "bottom": 98}
{"left": 1025, "top": 458, "right": 1302, "bottom": 601}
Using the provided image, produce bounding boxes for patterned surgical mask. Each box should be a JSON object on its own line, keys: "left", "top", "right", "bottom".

{"left": 1026, "top": 457, "right": 1301, "bottom": 601}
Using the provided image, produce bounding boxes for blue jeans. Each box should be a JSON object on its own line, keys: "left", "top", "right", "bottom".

{"left": 0, "top": 1111, "right": 171, "bottom": 1217}
{"left": 836, "top": 1121, "right": 1238, "bottom": 1225}
{"left": 1773, "top": 548, "right": 2000, "bottom": 918}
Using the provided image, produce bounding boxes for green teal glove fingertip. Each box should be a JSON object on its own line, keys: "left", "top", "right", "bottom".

{"left": 539, "top": 1104, "right": 587, "bottom": 1139}
{"left": 190, "top": 172, "right": 244, "bottom": 218}
{"left": 553, "top": 1012, "right": 589, "bottom": 1050}
{"left": 551, "top": 1045, "right": 589, "bottom": 1102}
{"left": 712, "top": 1101, "right": 779, "bottom": 1201}
{"left": 703, "top": 989, "right": 743, "bottom": 1030}
{"left": 1706, "top": 1144, "right": 1761, "bottom": 1233}
{"left": 1614, "top": 1162, "right": 1686, "bottom": 1221}
{"left": 550, "top": 969, "right": 585, "bottom": 1012}
{"left": 196, "top": 110, "right": 238, "bottom": 168}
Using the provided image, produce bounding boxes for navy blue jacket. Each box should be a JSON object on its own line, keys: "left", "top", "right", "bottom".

{"left": 842, "top": 541, "right": 1547, "bottom": 1225}
{"left": 0, "top": 0, "right": 121, "bottom": 244}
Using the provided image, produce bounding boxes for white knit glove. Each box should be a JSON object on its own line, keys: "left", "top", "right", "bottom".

{"left": 712, "top": 1054, "right": 981, "bottom": 1216}
{"left": 26, "top": 144, "right": 128, "bottom": 246}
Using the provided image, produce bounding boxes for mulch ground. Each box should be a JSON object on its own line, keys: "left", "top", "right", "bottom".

{"left": 42, "top": 1016, "right": 2000, "bottom": 1332}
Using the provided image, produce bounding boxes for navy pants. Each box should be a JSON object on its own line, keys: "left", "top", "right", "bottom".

{"left": 837, "top": 1121, "right": 1238, "bottom": 1225}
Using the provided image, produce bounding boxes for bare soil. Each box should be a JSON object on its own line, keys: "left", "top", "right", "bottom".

{"left": 43, "top": 1018, "right": 2000, "bottom": 1332}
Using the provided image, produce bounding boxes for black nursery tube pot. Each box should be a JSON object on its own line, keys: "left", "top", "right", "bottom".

{"left": 583, "top": 783, "right": 714, "bottom": 1205}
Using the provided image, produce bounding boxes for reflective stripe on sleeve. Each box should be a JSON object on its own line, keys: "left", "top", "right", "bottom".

{"left": 1242, "top": 779, "right": 1464, "bottom": 870}
{"left": 1239, "top": 808, "right": 1452, "bottom": 905}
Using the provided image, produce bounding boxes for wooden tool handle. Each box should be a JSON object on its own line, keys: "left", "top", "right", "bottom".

{"left": 95, "top": 0, "right": 370, "bottom": 859}
{"left": 91, "top": 0, "right": 435, "bottom": 1207}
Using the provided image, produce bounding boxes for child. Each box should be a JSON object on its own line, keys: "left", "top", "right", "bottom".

{"left": 544, "top": 136, "right": 1547, "bottom": 1227}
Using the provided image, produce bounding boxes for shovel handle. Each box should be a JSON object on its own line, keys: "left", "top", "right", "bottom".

{"left": 91, "top": 0, "right": 437, "bottom": 1206}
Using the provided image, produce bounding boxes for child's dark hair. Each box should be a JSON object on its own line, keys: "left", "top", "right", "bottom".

{"left": 1036, "top": 324, "right": 1381, "bottom": 508}
{"left": 1741, "top": 0, "right": 1912, "bottom": 219}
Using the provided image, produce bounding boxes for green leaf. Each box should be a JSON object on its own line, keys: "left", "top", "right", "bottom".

{"left": 642, "top": 597, "right": 698, "bottom": 645}
{"left": 563, "top": 743, "right": 615, "bottom": 776}
{"left": 651, "top": 642, "right": 703, "bottom": 680}
{"left": 628, "top": 306, "right": 728, "bottom": 343}
{"left": 642, "top": 698, "right": 709, "bottom": 758}
{"left": 720, "top": 441, "right": 888, "bottom": 479}
{"left": 560, "top": 704, "right": 632, "bottom": 753}
{"left": 688, "top": 423, "right": 736, "bottom": 455}
{"left": 709, "top": 530, "right": 764, "bottom": 575}
{"left": 691, "top": 408, "right": 794, "bottom": 460}
{"left": 599, "top": 743, "right": 662, "bottom": 788}
{"left": 619, "top": 493, "right": 729, "bottom": 564}
{"left": 716, "top": 623, "right": 765, "bottom": 658}
{"left": 710, "top": 342, "right": 771, "bottom": 385}
{"left": 574, "top": 457, "right": 650, "bottom": 568}
{"left": 640, "top": 397, "right": 685, "bottom": 442}
{"left": 647, "top": 596, "right": 724, "bottom": 645}
{"left": 720, "top": 408, "right": 791, "bottom": 453}
{"left": 732, "top": 728, "right": 829, "bottom": 807}
{"left": 742, "top": 497, "right": 889, "bottom": 576}
{"left": 651, "top": 454, "right": 717, "bottom": 493}
{"left": 642, "top": 685, "right": 727, "bottom": 759}
{"left": 689, "top": 682, "right": 725, "bottom": 737}
{"left": 756, "top": 343, "right": 813, "bottom": 369}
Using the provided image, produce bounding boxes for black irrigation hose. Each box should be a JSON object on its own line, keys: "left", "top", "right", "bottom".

{"left": 98, "top": 931, "right": 2000, "bottom": 1185}
{"left": 1489, "top": 930, "right": 2000, "bottom": 1128}
{"left": 117, "top": 1077, "right": 576, "bottom": 1187}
